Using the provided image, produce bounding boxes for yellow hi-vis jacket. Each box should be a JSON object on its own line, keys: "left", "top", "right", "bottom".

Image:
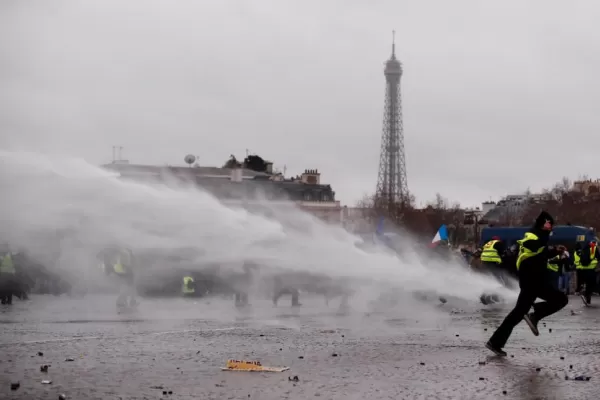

{"left": 480, "top": 240, "right": 502, "bottom": 264}
{"left": 113, "top": 249, "right": 133, "bottom": 275}
{"left": 182, "top": 276, "right": 195, "bottom": 294}
{"left": 547, "top": 255, "right": 560, "bottom": 272}
{"left": 0, "top": 254, "right": 15, "bottom": 274}
{"left": 516, "top": 232, "right": 545, "bottom": 270}
{"left": 574, "top": 246, "right": 598, "bottom": 270}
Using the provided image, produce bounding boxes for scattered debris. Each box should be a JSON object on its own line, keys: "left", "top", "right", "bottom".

{"left": 10, "top": 382, "right": 20, "bottom": 391}
{"left": 478, "top": 361, "right": 486, "bottom": 365}
{"left": 40, "top": 365, "right": 49, "bottom": 372}
{"left": 288, "top": 376, "right": 299, "bottom": 382}
{"left": 169, "top": 391, "right": 173, "bottom": 394}
{"left": 150, "top": 385, "right": 164, "bottom": 390}
{"left": 222, "top": 359, "right": 289, "bottom": 372}
{"left": 215, "top": 384, "right": 224, "bottom": 387}
{"left": 574, "top": 376, "right": 591, "bottom": 381}
{"left": 64, "top": 358, "right": 74, "bottom": 362}
{"left": 420, "top": 362, "right": 425, "bottom": 365}
{"left": 321, "top": 330, "right": 335, "bottom": 334}
{"left": 37, "top": 352, "right": 44, "bottom": 357}
{"left": 42, "top": 380, "right": 52, "bottom": 385}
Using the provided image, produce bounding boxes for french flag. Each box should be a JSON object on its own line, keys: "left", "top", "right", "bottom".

{"left": 429, "top": 224, "right": 449, "bottom": 247}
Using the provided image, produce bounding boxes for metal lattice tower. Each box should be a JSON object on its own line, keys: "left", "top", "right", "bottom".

{"left": 376, "top": 31, "right": 408, "bottom": 211}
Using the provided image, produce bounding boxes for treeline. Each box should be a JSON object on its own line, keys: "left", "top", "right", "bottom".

{"left": 356, "top": 176, "right": 600, "bottom": 246}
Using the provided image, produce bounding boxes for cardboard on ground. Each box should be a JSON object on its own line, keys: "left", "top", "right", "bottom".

{"left": 221, "top": 359, "right": 289, "bottom": 372}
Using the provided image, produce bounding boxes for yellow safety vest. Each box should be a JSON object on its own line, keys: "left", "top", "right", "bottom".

{"left": 113, "top": 250, "right": 132, "bottom": 275}
{"left": 516, "top": 232, "right": 545, "bottom": 270}
{"left": 547, "top": 255, "right": 560, "bottom": 272}
{"left": 480, "top": 240, "right": 502, "bottom": 263}
{"left": 575, "top": 246, "right": 598, "bottom": 270}
{"left": 0, "top": 254, "right": 15, "bottom": 274}
{"left": 182, "top": 276, "right": 195, "bottom": 294}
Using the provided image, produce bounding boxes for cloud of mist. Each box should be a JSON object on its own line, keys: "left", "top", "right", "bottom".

{"left": 0, "top": 150, "right": 514, "bottom": 316}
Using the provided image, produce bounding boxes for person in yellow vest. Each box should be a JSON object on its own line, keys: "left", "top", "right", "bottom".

{"left": 103, "top": 247, "right": 138, "bottom": 308}
{"left": 486, "top": 211, "right": 568, "bottom": 356}
{"left": 0, "top": 249, "right": 17, "bottom": 305}
{"left": 182, "top": 275, "right": 196, "bottom": 298}
{"left": 574, "top": 241, "right": 599, "bottom": 306}
{"left": 480, "top": 236, "right": 510, "bottom": 286}
{"left": 546, "top": 245, "right": 568, "bottom": 291}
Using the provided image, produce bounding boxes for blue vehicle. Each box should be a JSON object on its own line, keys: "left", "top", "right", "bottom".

{"left": 480, "top": 225, "right": 598, "bottom": 250}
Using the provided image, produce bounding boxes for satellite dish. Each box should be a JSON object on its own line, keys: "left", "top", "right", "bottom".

{"left": 184, "top": 154, "right": 196, "bottom": 166}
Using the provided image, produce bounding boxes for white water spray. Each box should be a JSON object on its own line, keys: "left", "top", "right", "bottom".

{"left": 0, "top": 151, "right": 514, "bottom": 307}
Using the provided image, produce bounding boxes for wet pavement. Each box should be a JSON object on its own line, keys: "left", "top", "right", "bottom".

{"left": 1, "top": 294, "right": 600, "bottom": 399}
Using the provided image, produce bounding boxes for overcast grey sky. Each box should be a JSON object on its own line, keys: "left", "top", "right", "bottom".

{"left": 1, "top": 0, "right": 600, "bottom": 208}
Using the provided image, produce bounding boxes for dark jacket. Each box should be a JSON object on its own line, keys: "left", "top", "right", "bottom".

{"left": 578, "top": 243, "right": 600, "bottom": 267}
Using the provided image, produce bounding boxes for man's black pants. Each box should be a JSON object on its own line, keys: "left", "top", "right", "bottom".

{"left": 489, "top": 267, "right": 568, "bottom": 349}
{"left": 578, "top": 269, "right": 596, "bottom": 304}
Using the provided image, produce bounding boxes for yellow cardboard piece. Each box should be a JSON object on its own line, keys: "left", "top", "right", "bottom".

{"left": 221, "top": 359, "right": 289, "bottom": 372}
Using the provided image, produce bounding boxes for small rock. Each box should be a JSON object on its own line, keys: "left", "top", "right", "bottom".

{"left": 196, "top": 351, "right": 200, "bottom": 355}
{"left": 549, "top": 329, "right": 552, "bottom": 333}
{"left": 479, "top": 377, "right": 485, "bottom": 380}
{"left": 510, "top": 355, "right": 514, "bottom": 358}
{"left": 298, "top": 356, "right": 304, "bottom": 359}
{"left": 455, "top": 334, "right": 460, "bottom": 337}
{"left": 341, "top": 335, "right": 345, "bottom": 338}
{"left": 502, "top": 390, "right": 507, "bottom": 395}
{"left": 560, "top": 357, "right": 564, "bottom": 360}
{"left": 150, "top": 386, "right": 164, "bottom": 390}
{"left": 478, "top": 361, "right": 486, "bottom": 365}
{"left": 484, "top": 328, "right": 488, "bottom": 331}
{"left": 59, "top": 394, "right": 67, "bottom": 400}
{"left": 40, "top": 365, "right": 49, "bottom": 372}
{"left": 10, "top": 382, "right": 20, "bottom": 391}
{"left": 163, "top": 391, "right": 167, "bottom": 395}
{"left": 565, "top": 376, "right": 569, "bottom": 380}
{"left": 176, "top": 367, "right": 180, "bottom": 370}
{"left": 420, "top": 362, "right": 425, "bottom": 365}
{"left": 168, "top": 391, "right": 173, "bottom": 394}
{"left": 279, "top": 348, "right": 283, "bottom": 351}
{"left": 288, "top": 376, "right": 299, "bottom": 382}
{"left": 570, "top": 365, "right": 573, "bottom": 369}
{"left": 535, "top": 368, "right": 541, "bottom": 372}
{"left": 331, "top": 353, "right": 338, "bottom": 357}
{"left": 42, "top": 380, "right": 52, "bottom": 384}
{"left": 65, "top": 358, "right": 74, "bottom": 362}
{"left": 259, "top": 334, "right": 264, "bottom": 337}
{"left": 37, "top": 352, "right": 44, "bottom": 357}
{"left": 215, "top": 384, "right": 224, "bottom": 387}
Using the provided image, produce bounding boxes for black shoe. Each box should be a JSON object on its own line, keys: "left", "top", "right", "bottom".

{"left": 485, "top": 341, "right": 507, "bottom": 357}
{"left": 523, "top": 313, "right": 539, "bottom": 336}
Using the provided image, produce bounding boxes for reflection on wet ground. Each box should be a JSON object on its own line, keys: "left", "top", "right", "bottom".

{"left": 1, "top": 294, "right": 599, "bottom": 399}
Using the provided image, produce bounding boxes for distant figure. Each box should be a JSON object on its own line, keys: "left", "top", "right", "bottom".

{"left": 103, "top": 247, "right": 138, "bottom": 309}
{"left": 182, "top": 275, "right": 196, "bottom": 298}
{"left": 574, "top": 240, "right": 600, "bottom": 306}
{"left": 0, "top": 247, "right": 17, "bottom": 305}
{"left": 272, "top": 276, "right": 301, "bottom": 307}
